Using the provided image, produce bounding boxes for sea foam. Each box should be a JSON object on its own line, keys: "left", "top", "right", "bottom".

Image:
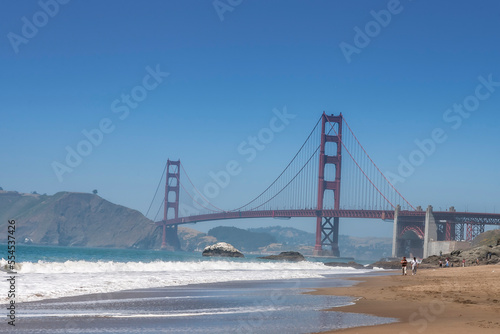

{"left": 0, "top": 258, "right": 374, "bottom": 303}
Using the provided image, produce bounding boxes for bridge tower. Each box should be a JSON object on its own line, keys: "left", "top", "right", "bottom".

{"left": 161, "top": 159, "right": 181, "bottom": 250}
{"left": 314, "top": 113, "right": 342, "bottom": 257}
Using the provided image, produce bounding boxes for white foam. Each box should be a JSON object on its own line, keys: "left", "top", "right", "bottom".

{"left": 0, "top": 258, "right": 373, "bottom": 303}
{"left": 22, "top": 305, "right": 285, "bottom": 319}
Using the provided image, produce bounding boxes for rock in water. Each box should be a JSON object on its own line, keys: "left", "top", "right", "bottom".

{"left": 202, "top": 242, "right": 244, "bottom": 258}
{"left": 258, "top": 251, "right": 305, "bottom": 262}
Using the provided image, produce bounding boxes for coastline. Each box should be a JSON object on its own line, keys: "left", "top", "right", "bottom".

{"left": 310, "top": 265, "right": 500, "bottom": 333}
{"left": 6, "top": 275, "right": 390, "bottom": 333}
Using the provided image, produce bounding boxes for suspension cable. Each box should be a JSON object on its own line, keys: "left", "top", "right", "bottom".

{"left": 146, "top": 161, "right": 168, "bottom": 217}
{"left": 230, "top": 115, "right": 322, "bottom": 211}
{"left": 153, "top": 196, "right": 165, "bottom": 222}
{"left": 342, "top": 117, "right": 416, "bottom": 210}
{"left": 180, "top": 162, "right": 225, "bottom": 212}
{"left": 326, "top": 118, "right": 396, "bottom": 209}
{"left": 179, "top": 180, "right": 223, "bottom": 213}
{"left": 247, "top": 144, "right": 321, "bottom": 211}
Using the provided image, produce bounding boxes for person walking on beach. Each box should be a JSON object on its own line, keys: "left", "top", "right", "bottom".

{"left": 462, "top": 259, "right": 465, "bottom": 267}
{"left": 411, "top": 257, "right": 418, "bottom": 275}
{"left": 401, "top": 256, "right": 408, "bottom": 275}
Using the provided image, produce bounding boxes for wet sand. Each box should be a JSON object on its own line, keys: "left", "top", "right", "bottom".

{"left": 311, "top": 265, "right": 500, "bottom": 333}
{"left": 7, "top": 277, "right": 393, "bottom": 333}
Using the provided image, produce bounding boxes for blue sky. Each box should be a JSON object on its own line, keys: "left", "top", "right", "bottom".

{"left": 1, "top": 0, "right": 500, "bottom": 237}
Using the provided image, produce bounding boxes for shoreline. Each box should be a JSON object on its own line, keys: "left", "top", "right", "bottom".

{"left": 5, "top": 274, "right": 391, "bottom": 333}
{"left": 310, "top": 265, "right": 500, "bottom": 333}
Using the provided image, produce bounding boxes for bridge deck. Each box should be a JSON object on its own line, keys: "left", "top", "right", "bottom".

{"left": 156, "top": 209, "right": 500, "bottom": 226}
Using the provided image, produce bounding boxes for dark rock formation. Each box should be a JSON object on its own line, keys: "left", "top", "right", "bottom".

{"left": 325, "top": 261, "right": 372, "bottom": 269}
{"left": 202, "top": 242, "right": 244, "bottom": 257}
{"left": 258, "top": 251, "right": 305, "bottom": 261}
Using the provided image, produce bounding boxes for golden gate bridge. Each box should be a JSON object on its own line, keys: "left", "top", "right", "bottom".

{"left": 149, "top": 113, "right": 500, "bottom": 258}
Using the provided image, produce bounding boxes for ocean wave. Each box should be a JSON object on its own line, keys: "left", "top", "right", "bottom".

{"left": 7, "top": 258, "right": 355, "bottom": 274}
{"left": 0, "top": 258, "right": 374, "bottom": 303}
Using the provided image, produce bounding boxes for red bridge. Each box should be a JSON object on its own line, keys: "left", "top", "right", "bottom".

{"left": 152, "top": 113, "right": 500, "bottom": 258}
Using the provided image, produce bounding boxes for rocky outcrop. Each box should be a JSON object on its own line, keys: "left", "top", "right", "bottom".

{"left": 422, "top": 244, "right": 500, "bottom": 267}
{"left": 325, "top": 261, "right": 372, "bottom": 269}
{"left": 202, "top": 242, "right": 244, "bottom": 257}
{"left": 472, "top": 229, "right": 500, "bottom": 248}
{"left": 258, "top": 251, "right": 305, "bottom": 261}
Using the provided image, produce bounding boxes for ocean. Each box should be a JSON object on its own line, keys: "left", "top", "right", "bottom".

{"left": 0, "top": 245, "right": 395, "bottom": 333}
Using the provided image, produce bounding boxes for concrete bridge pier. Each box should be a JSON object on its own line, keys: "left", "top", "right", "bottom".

{"left": 392, "top": 205, "right": 425, "bottom": 258}
{"left": 423, "top": 205, "right": 437, "bottom": 258}
{"left": 391, "top": 205, "right": 400, "bottom": 258}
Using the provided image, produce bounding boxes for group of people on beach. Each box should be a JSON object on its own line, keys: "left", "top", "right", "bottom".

{"left": 400, "top": 256, "right": 418, "bottom": 275}
{"left": 438, "top": 257, "right": 481, "bottom": 268}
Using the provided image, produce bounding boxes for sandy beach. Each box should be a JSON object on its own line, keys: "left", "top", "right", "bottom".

{"left": 311, "top": 265, "right": 500, "bottom": 333}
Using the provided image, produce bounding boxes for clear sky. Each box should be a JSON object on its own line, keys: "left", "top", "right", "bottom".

{"left": 2, "top": 0, "right": 500, "bottom": 237}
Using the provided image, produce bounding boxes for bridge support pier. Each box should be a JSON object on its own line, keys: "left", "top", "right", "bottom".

{"left": 392, "top": 205, "right": 425, "bottom": 258}
{"left": 161, "top": 159, "right": 181, "bottom": 251}
{"left": 391, "top": 205, "right": 400, "bottom": 258}
{"left": 423, "top": 205, "right": 437, "bottom": 258}
{"left": 315, "top": 113, "right": 343, "bottom": 257}
{"left": 314, "top": 217, "right": 340, "bottom": 257}
{"left": 161, "top": 224, "right": 181, "bottom": 251}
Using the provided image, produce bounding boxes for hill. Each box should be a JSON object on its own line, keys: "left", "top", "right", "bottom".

{"left": 339, "top": 235, "right": 392, "bottom": 261}
{"left": 0, "top": 190, "right": 232, "bottom": 251}
{"left": 249, "top": 226, "right": 392, "bottom": 260}
{"left": 248, "top": 226, "right": 314, "bottom": 246}
{"left": 472, "top": 229, "right": 500, "bottom": 247}
{"left": 0, "top": 190, "right": 163, "bottom": 249}
{"left": 178, "top": 227, "right": 217, "bottom": 251}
